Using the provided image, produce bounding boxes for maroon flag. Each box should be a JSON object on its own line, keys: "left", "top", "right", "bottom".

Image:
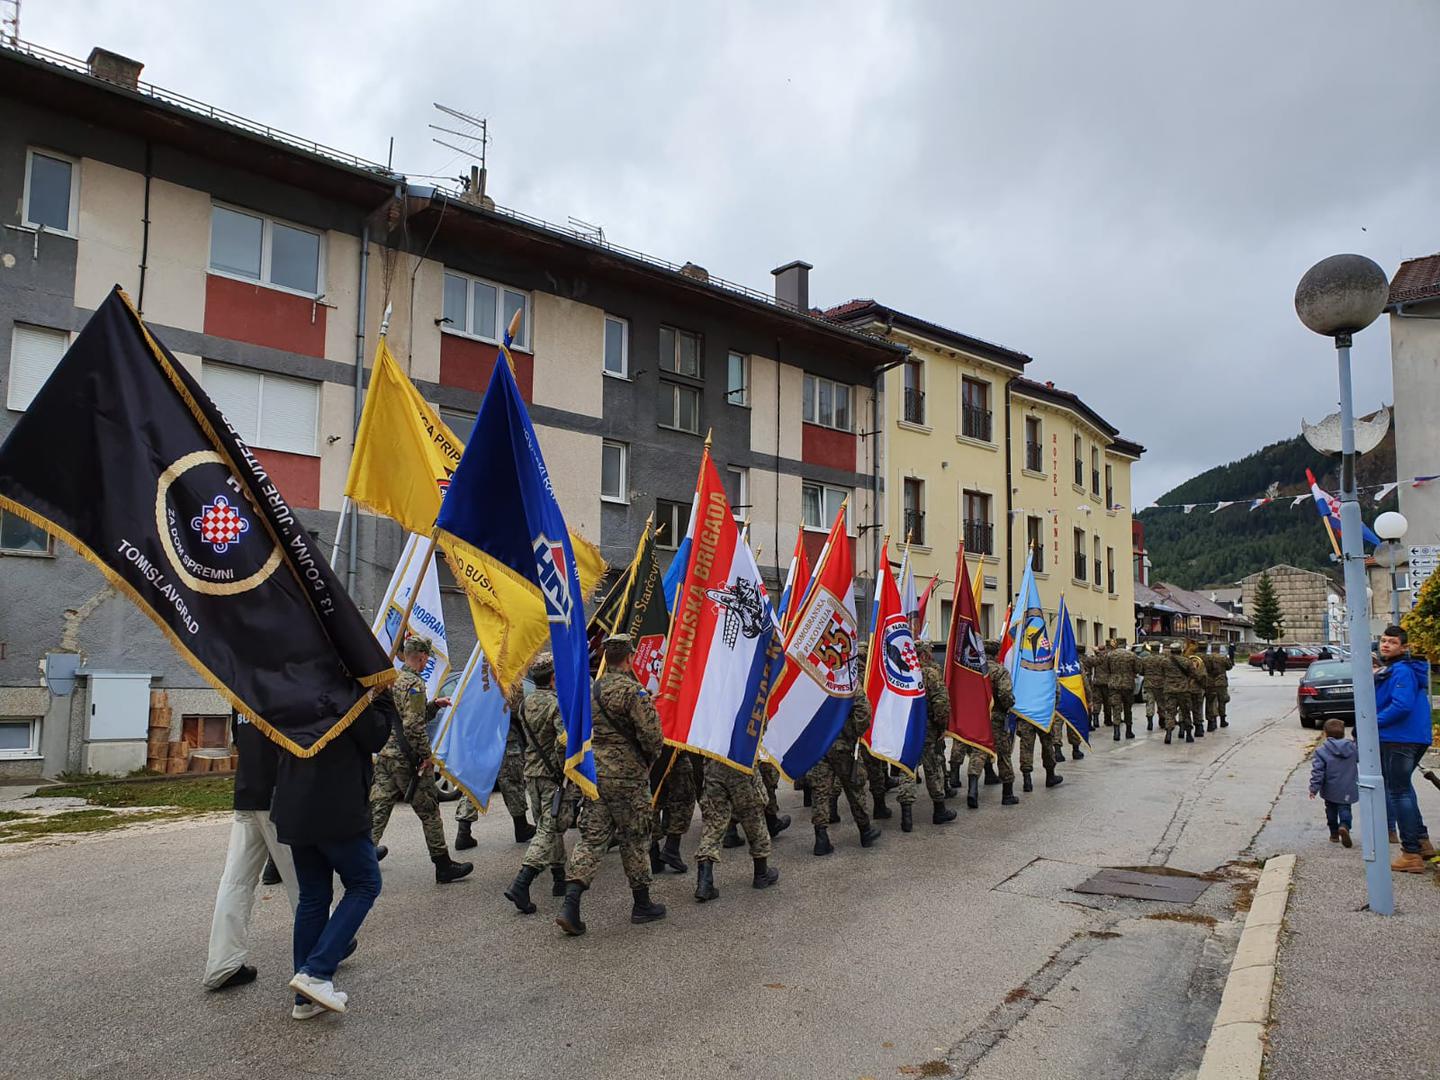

{"left": 944, "top": 541, "right": 994, "bottom": 757}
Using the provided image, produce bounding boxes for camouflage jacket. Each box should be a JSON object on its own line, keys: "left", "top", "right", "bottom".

{"left": 517, "top": 688, "right": 564, "bottom": 781}
{"left": 504, "top": 686, "right": 526, "bottom": 756}
{"left": 1109, "top": 647, "right": 1139, "bottom": 689}
{"left": 1090, "top": 649, "right": 1114, "bottom": 689}
{"left": 590, "top": 670, "right": 663, "bottom": 781}
{"left": 1157, "top": 653, "right": 1193, "bottom": 694}
{"left": 836, "top": 689, "right": 873, "bottom": 750}
{"left": 920, "top": 659, "right": 951, "bottom": 736}
{"left": 1203, "top": 653, "right": 1233, "bottom": 689}
{"left": 379, "top": 668, "right": 438, "bottom": 763}
{"left": 985, "top": 660, "right": 1015, "bottom": 718}
{"left": 1137, "top": 651, "right": 1166, "bottom": 688}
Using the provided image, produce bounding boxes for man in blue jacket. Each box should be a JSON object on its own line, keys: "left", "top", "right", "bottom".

{"left": 1373, "top": 626, "right": 1434, "bottom": 873}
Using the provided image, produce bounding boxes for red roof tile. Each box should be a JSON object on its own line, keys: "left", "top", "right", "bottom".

{"left": 1389, "top": 253, "right": 1440, "bottom": 305}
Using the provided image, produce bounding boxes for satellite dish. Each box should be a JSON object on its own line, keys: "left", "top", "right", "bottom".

{"left": 1301, "top": 405, "right": 1389, "bottom": 455}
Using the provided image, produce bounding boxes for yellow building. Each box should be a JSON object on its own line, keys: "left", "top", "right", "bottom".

{"left": 825, "top": 302, "right": 1143, "bottom": 646}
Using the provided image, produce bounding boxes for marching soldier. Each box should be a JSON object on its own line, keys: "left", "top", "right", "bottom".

{"left": 692, "top": 758, "right": 781, "bottom": 903}
{"left": 370, "top": 637, "right": 474, "bottom": 883}
{"left": 1203, "top": 646, "right": 1234, "bottom": 730}
{"left": 810, "top": 643, "right": 881, "bottom": 855}
{"left": 1159, "top": 641, "right": 1194, "bottom": 744}
{"left": 894, "top": 642, "right": 957, "bottom": 831}
{"left": 1016, "top": 714, "right": 1063, "bottom": 791}
{"left": 1183, "top": 642, "right": 1208, "bottom": 739}
{"left": 651, "top": 748, "right": 702, "bottom": 874}
{"left": 557, "top": 635, "right": 667, "bottom": 936}
{"left": 1080, "top": 645, "right": 1103, "bottom": 730}
{"left": 967, "top": 640, "right": 1017, "bottom": 808}
{"left": 863, "top": 750, "right": 895, "bottom": 821}
{"left": 1090, "top": 641, "right": 1115, "bottom": 727}
{"left": 1138, "top": 643, "right": 1165, "bottom": 731}
{"left": 1107, "top": 639, "right": 1139, "bottom": 741}
{"left": 457, "top": 685, "right": 537, "bottom": 848}
{"left": 502, "top": 654, "right": 570, "bottom": 914}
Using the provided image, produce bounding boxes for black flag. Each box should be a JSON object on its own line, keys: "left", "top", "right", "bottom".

{"left": 0, "top": 287, "right": 395, "bottom": 755}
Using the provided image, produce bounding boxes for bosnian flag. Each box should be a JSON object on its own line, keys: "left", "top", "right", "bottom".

{"left": 776, "top": 529, "right": 812, "bottom": 632}
{"left": 762, "top": 503, "right": 858, "bottom": 781}
{"left": 655, "top": 448, "right": 779, "bottom": 773}
{"left": 1305, "top": 469, "right": 1381, "bottom": 547}
{"left": 862, "top": 539, "right": 927, "bottom": 775}
{"left": 1053, "top": 595, "right": 1091, "bottom": 747}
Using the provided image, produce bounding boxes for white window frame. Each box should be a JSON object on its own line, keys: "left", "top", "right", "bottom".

{"left": 603, "top": 315, "right": 629, "bottom": 379}
{"left": 801, "top": 374, "right": 854, "bottom": 432}
{"left": 23, "top": 148, "right": 80, "bottom": 237}
{"left": 726, "top": 466, "right": 749, "bottom": 521}
{"left": 658, "top": 325, "right": 703, "bottom": 378}
{"left": 0, "top": 508, "right": 55, "bottom": 557}
{"left": 441, "top": 268, "right": 531, "bottom": 350}
{"left": 0, "top": 717, "right": 41, "bottom": 760}
{"left": 601, "top": 440, "right": 629, "bottom": 504}
{"left": 208, "top": 202, "right": 326, "bottom": 299}
{"left": 7, "top": 322, "right": 70, "bottom": 412}
{"left": 801, "top": 480, "right": 852, "bottom": 534}
{"left": 726, "top": 351, "right": 750, "bottom": 407}
{"left": 201, "top": 361, "right": 320, "bottom": 457}
{"left": 658, "top": 380, "right": 702, "bottom": 435}
{"left": 656, "top": 498, "right": 691, "bottom": 551}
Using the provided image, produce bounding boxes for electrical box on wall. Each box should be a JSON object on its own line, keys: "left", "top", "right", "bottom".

{"left": 83, "top": 672, "right": 153, "bottom": 741}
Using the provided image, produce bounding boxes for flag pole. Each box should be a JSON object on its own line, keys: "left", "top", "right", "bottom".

{"left": 386, "top": 526, "right": 441, "bottom": 662}
{"left": 330, "top": 495, "right": 351, "bottom": 567}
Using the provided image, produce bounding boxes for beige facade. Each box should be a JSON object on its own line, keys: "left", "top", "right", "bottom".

{"left": 1239, "top": 564, "right": 1338, "bottom": 644}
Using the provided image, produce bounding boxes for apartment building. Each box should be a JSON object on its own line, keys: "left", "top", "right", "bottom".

{"left": 0, "top": 42, "right": 903, "bottom": 778}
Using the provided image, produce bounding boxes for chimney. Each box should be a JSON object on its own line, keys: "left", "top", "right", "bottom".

{"left": 87, "top": 47, "right": 144, "bottom": 90}
{"left": 771, "top": 260, "right": 813, "bottom": 311}
{"left": 679, "top": 261, "right": 709, "bottom": 283}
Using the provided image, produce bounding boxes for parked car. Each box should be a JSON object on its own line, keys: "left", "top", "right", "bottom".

{"left": 1297, "top": 660, "right": 1354, "bottom": 728}
{"left": 1248, "top": 645, "right": 1320, "bottom": 670}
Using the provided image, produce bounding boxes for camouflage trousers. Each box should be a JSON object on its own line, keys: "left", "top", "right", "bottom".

{"left": 654, "top": 749, "right": 703, "bottom": 840}
{"left": 520, "top": 776, "right": 568, "bottom": 872}
{"left": 1016, "top": 721, "right": 1057, "bottom": 772}
{"left": 1191, "top": 692, "right": 1206, "bottom": 729}
{"left": 370, "top": 756, "right": 448, "bottom": 859}
{"left": 565, "top": 780, "right": 652, "bottom": 890}
{"left": 1106, "top": 686, "right": 1133, "bottom": 728}
{"left": 456, "top": 749, "right": 528, "bottom": 823}
{"left": 898, "top": 731, "right": 949, "bottom": 805}
{"left": 863, "top": 751, "right": 890, "bottom": 805}
{"left": 1141, "top": 685, "right": 1159, "bottom": 720}
{"left": 696, "top": 765, "right": 771, "bottom": 863}
{"left": 968, "top": 713, "right": 1015, "bottom": 784}
{"left": 758, "top": 760, "right": 781, "bottom": 816}
{"left": 1160, "top": 690, "right": 1196, "bottom": 733}
{"left": 1205, "top": 688, "right": 1229, "bottom": 722}
{"left": 809, "top": 744, "right": 871, "bottom": 829}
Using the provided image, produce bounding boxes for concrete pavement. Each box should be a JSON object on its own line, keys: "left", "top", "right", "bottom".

{"left": 0, "top": 666, "right": 1315, "bottom": 1080}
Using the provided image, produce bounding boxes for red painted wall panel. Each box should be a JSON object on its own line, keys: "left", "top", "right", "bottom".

{"left": 253, "top": 448, "right": 320, "bottom": 511}
{"left": 438, "top": 333, "right": 534, "bottom": 402}
{"left": 203, "top": 275, "right": 327, "bottom": 358}
{"left": 800, "top": 530, "right": 856, "bottom": 569}
{"left": 801, "top": 423, "right": 856, "bottom": 472}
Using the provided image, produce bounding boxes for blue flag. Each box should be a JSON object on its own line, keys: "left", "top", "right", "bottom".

{"left": 1053, "top": 596, "right": 1091, "bottom": 747}
{"left": 1006, "top": 551, "right": 1058, "bottom": 733}
{"left": 435, "top": 324, "right": 598, "bottom": 798}
{"left": 432, "top": 644, "right": 510, "bottom": 808}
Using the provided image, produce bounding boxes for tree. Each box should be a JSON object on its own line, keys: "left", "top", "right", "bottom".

{"left": 1252, "top": 572, "right": 1284, "bottom": 642}
{"left": 1403, "top": 570, "right": 1440, "bottom": 660}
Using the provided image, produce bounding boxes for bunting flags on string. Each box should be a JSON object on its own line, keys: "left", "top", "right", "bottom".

{"left": 1142, "top": 472, "right": 1432, "bottom": 513}
{"left": 1374, "top": 482, "right": 1398, "bottom": 503}
{"left": 1211, "top": 501, "right": 1234, "bottom": 514}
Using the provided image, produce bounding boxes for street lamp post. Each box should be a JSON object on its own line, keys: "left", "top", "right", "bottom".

{"left": 1295, "top": 253, "right": 1394, "bottom": 916}
{"left": 1375, "top": 511, "right": 1410, "bottom": 628}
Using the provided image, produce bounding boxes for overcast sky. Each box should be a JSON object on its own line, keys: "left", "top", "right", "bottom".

{"left": 25, "top": 1, "right": 1440, "bottom": 504}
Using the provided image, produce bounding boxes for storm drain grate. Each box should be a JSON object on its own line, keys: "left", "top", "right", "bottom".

{"left": 1072, "top": 867, "right": 1210, "bottom": 904}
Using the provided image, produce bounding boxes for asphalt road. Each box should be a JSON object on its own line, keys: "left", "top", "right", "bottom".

{"left": 0, "top": 666, "right": 1315, "bottom": 1080}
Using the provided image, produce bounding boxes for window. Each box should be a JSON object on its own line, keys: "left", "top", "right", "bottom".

{"left": 1073, "top": 527, "right": 1088, "bottom": 581}
{"left": 1094, "top": 536, "right": 1103, "bottom": 586}
{"left": 1073, "top": 434, "right": 1084, "bottom": 487}
{"left": 1107, "top": 547, "right": 1116, "bottom": 594}
{"left": 903, "top": 360, "right": 925, "bottom": 424}
{"left": 963, "top": 490, "right": 993, "bottom": 555}
{"left": 981, "top": 603, "right": 995, "bottom": 640}
{"left": 659, "top": 326, "right": 702, "bottom": 378}
{"left": 903, "top": 478, "right": 925, "bottom": 546}
{"left": 202, "top": 362, "right": 319, "bottom": 455}
{"left": 726, "top": 351, "right": 749, "bottom": 406}
{"left": 724, "top": 466, "right": 749, "bottom": 520}
{"left": 802, "top": 374, "right": 853, "bottom": 432}
{"left": 24, "top": 149, "right": 78, "bottom": 234}
{"left": 1, "top": 509, "right": 52, "bottom": 555}
{"left": 659, "top": 381, "right": 701, "bottom": 434}
{"left": 1076, "top": 621, "right": 1086, "bottom": 646}
{"left": 439, "top": 407, "right": 476, "bottom": 446}
{"left": 1105, "top": 464, "right": 1114, "bottom": 508}
{"left": 601, "top": 441, "right": 628, "bottom": 503}
{"left": 656, "top": 498, "right": 691, "bottom": 551}
{"left": 1024, "top": 416, "right": 1043, "bottom": 472}
{"left": 603, "top": 315, "right": 629, "bottom": 377}
{"left": 1026, "top": 515, "right": 1045, "bottom": 573}
{"left": 802, "top": 481, "right": 848, "bottom": 531}
{"left": 182, "top": 714, "right": 230, "bottom": 750}
{"left": 442, "top": 270, "right": 529, "bottom": 349}
{"left": 1109, "top": 626, "right": 1117, "bottom": 642}
{"left": 1091, "top": 446, "right": 1101, "bottom": 496}
{"left": 8, "top": 323, "right": 68, "bottom": 411}
{"left": 209, "top": 205, "right": 323, "bottom": 296}
{"left": 961, "top": 377, "right": 992, "bottom": 442}
{"left": 0, "top": 718, "right": 40, "bottom": 759}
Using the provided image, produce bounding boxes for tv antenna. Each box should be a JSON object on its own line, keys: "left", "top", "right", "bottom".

{"left": 1, "top": 0, "right": 21, "bottom": 44}
{"left": 430, "top": 102, "right": 489, "bottom": 201}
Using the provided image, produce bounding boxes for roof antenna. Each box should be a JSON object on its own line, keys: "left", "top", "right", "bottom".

{"left": 1, "top": 0, "right": 21, "bottom": 44}
{"left": 430, "top": 102, "right": 489, "bottom": 205}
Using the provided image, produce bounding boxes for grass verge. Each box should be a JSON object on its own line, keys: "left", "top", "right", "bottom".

{"left": 45, "top": 777, "right": 234, "bottom": 812}
{"left": 0, "top": 808, "right": 191, "bottom": 844}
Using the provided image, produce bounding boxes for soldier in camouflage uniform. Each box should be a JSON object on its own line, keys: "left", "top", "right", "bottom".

{"left": 456, "top": 682, "right": 537, "bottom": 847}
{"left": 758, "top": 760, "right": 791, "bottom": 836}
{"left": 1158, "top": 641, "right": 1196, "bottom": 744}
{"left": 557, "top": 635, "right": 667, "bottom": 936}
{"left": 1016, "top": 690, "right": 1064, "bottom": 793}
{"left": 692, "top": 756, "right": 781, "bottom": 902}
{"left": 967, "top": 640, "right": 1018, "bottom": 808}
{"left": 863, "top": 750, "right": 895, "bottom": 821}
{"left": 650, "top": 748, "right": 702, "bottom": 874}
{"left": 1080, "top": 645, "right": 1103, "bottom": 730}
{"left": 1106, "top": 639, "right": 1139, "bottom": 741}
{"left": 1203, "top": 647, "right": 1233, "bottom": 730}
{"left": 1090, "top": 642, "right": 1114, "bottom": 727}
{"left": 1183, "top": 643, "right": 1208, "bottom": 739}
{"left": 502, "top": 655, "right": 572, "bottom": 913}
{"left": 370, "top": 637, "right": 474, "bottom": 883}
{"left": 1138, "top": 643, "right": 1165, "bottom": 731}
{"left": 895, "top": 642, "right": 957, "bottom": 831}
{"left": 810, "top": 644, "right": 882, "bottom": 856}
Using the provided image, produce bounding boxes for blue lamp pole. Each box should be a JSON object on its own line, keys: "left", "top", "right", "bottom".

{"left": 1295, "top": 254, "right": 1394, "bottom": 915}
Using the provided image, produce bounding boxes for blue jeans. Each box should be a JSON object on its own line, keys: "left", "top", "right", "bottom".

{"left": 291, "top": 832, "right": 382, "bottom": 994}
{"left": 1324, "top": 800, "right": 1353, "bottom": 835}
{"left": 1380, "top": 742, "right": 1430, "bottom": 855}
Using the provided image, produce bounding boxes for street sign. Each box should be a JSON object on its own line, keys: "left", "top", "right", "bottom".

{"left": 1411, "top": 545, "right": 1439, "bottom": 589}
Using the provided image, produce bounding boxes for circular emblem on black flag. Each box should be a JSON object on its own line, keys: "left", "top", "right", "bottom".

{"left": 155, "top": 451, "right": 281, "bottom": 595}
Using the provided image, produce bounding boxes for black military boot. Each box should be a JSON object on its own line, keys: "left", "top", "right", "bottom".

{"left": 1207, "top": 719, "right": 1217, "bottom": 732}
{"left": 1055, "top": 743, "right": 1067, "bottom": 762}
{"left": 933, "top": 800, "right": 957, "bottom": 825}
{"left": 556, "top": 882, "right": 586, "bottom": 936}
{"left": 649, "top": 840, "right": 666, "bottom": 874}
{"left": 1125, "top": 722, "right": 1135, "bottom": 740}
{"left": 765, "top": 811, "right": 791, "bottom": 837}
{"left": 261, "top": 856, "right": 282, "bottom": 885}
{"left": 1194, "top": 726, "right": 1205, "bottom": 739}
{"left": 375, "top": 845, "right": 388, "bottom": 862}
{"left": 660, "top": 835, "right": 688, "bottom": 873}
{"left": 513, "top": 815, "right": 536, "bottom": 843}
{"left": 900, "top": 803, "right": 914, "bottom": 832}
{"left": 504, "top": 865, "right": 540, "bottom": 913}
{"left": 872, "top": 794, "right": 893, "bottom": 820}
{"left": 1022, "top": 771, "right": 1034, "bottom": 793}
{"left": 813, "top": 825, "right": 834, "bottom": 856}
{"left": 1112, "top": 724, "right": 1122, "bottom": 742}
{"left": 433, "top": 854, "right": 475, "bottom": 884}
{"left": 1073, "top": 745, "right": 1085, "bottom": 760}
{"left": 967, "top": 774, "right": 980, "bottom": 809}
{"left": 859, "top": 824, "right": 882, "bottom": 847}
{"left": 1219, "top": 716, "right": 1229, "bottom": 728}
{"left": 752, "top": 857, "right": 780, "bottom": 889}
{"left": 984, "top": 763, "right": 1001, "bottom": 786}
{"left": 551, "top": 865, "right": 566, "bottom": 897}
{"left": 828, "top": 796, "right": 840, "bottom": 824}
{"left": 1044, "top": 767, "right": 1064, "bottom": 789}
{"left": 694, "top": 860, "right": 719, "bottom": 902}
{"left": 1185, "top": 729, "right": 1195, "bottom": 744}
{"left": 455, "top": 820, "right": 477, "bottom": 851}
{"left": 631, "top": 887, "right": 667, "bottom": 924}
{"left": 722, "top": 823, "right": 744, "bottom": 848}
{"left": 1164, "top": 729, "right": 1173, "bottom": 745}
{"left": 1001, "top": 781, "right": 1020, "bottom": 806}
{"left": 948, "top": 761, "right": 963, "bottom": 790}
{"left": 885, "top": 774, "right": 899, "bottom": 791}
{"left": 1147, "top": 716, "right": 1155, "bottom": 731}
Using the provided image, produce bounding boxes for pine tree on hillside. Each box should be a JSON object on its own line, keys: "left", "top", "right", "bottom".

{"left": 1252, "top": 572, "right": 1284, "bottom": 642}
{"left": 1402, "top": 569, "right": 1440, "bottom": 660}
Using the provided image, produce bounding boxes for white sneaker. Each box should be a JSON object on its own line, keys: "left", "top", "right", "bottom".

{"left": 292, "top": 1002, "right": 327, "bottom": 1020}
{"left": 288, "top": 973, "right": 348, "bottom": 1013}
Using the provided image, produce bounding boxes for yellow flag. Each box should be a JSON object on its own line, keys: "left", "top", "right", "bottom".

{"left": 343, "top": 338, "right": 462, "bottom": 535}
{"left": 972, "top": 555, "right": 985, "bottom": 608}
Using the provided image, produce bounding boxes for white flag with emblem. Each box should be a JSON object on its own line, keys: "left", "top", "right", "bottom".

{"left": 372, "top": 532, "right": 452, "bottom": 697}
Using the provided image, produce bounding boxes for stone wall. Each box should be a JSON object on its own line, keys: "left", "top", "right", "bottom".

{"left": 1239, "top": 565, "right": 1339, "bottom": 644}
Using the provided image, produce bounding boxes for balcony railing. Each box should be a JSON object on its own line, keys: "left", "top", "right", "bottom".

{"left": 961, "top": 405, "right": 992, "bottom": 443}
{"left": 904, "top": 509, "right": 926, "bottom": 546}
{"left": 1025, "top": 442, "right": 1043, "bottom": 472}
{"left": 964, "top": 520, "right": 994, "bottom": 556}
{"left": 903, "top": 387, "right": 926, "bottom": 425}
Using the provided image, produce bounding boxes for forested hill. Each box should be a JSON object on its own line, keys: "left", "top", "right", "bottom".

{"left": 1139, "top": 412, "right": 1396, "bottom": 589}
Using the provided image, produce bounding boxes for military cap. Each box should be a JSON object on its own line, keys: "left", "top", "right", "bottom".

{"left": 602, "top": 633, "right": 634, "bottom": 657}
{"left": 984, "top": 639, "right": 1000, "bottom": 658}
{"left": 400, "top": 635, "right": 432, "bottom": 655}
{"left": 1167, "top": 641, "right": 1182, "bottom": 652}
{"left": 1077, "top": 644, "right": 1088, "bottom": 654}
{"left": 530, "top": 652, "right": 554, "bottom": 678}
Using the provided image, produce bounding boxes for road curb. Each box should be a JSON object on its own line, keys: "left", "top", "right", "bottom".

{"left": 1196, "top": 852, "right": 1295, "bottom": 1080}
